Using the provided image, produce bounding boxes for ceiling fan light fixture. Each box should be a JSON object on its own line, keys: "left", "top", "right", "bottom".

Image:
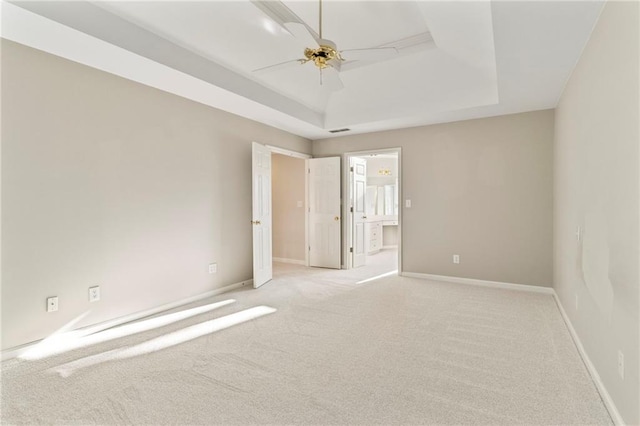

{"left": 303, "top": 44, "right": 342, "bottom": 69}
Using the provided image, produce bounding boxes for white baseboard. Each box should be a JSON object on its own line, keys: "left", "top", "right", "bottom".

{"left": 1, "top": 279, "right": 253, "bottom": 361}
{"left": 401, "top": 272, "right": 554, "bottom": 294}
{"left": 273, "top": 257, "right": 306, "bottom": 265}
{"left": 552, "top": 293, "right": 624, "bottom": 425}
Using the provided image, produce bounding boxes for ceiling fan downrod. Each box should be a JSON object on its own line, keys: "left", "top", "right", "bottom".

{"left": 319, "top": 0, "right": 323, "bottom": 39}
{"left": 300, "top": 0, "right": 341, "bottom": 70}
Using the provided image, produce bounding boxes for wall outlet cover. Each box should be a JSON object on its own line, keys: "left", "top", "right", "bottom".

{"left": 47, "top": 296, "right": 59, "bottom": 312}
{"left": 209, "top": 263, "right": 217, "bottom": 274}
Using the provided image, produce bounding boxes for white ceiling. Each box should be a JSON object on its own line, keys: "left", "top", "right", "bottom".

{"left": 3, "top": 0, "right": 604, "bottom": 139}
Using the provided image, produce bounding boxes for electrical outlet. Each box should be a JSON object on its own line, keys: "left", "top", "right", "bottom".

{"left": 453, "top": 254, "right": 460, "bottom": 264}
{"left": 618, "top": 350, "right": 624, "bottom": 379}
{"left": 405, "top": 199, "right": 412, "bottom": 208}
{"left": 89, "top": 286, "right": 100, "bottom": 302}
{"left": 47, "top": 296, "right": 59, "bottom": 312}
{"left": 209, "top": 263, "right": 217, "bottom": 274}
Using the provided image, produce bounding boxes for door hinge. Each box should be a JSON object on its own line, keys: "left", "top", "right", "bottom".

{"left": 350, "top": 206, "right": 353, "bottom": 213}
{"left": 350, "top": 166, "right": 354, "bottom": 172}
{"left": 309, "top": 246, "right": 311, "bottom": 251}
{"left": 308, "top": 168, "right": 311, "bottom": 174}
{"left": 350, "top": 247, "right": 353, "bottom": 253}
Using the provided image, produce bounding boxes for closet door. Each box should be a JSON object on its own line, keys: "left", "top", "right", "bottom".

{"left": 252, "top": 142, "right": 272, "bottom": 288}
{"left": 309, "top": 157, "right": 341, "bottom": 269}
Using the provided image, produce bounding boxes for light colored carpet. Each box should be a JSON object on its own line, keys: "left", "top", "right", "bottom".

{"left": 1, "top": 250, "right": 611, "bottom": 425}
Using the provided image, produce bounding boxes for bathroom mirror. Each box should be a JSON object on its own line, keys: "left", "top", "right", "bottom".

{"left": 366, "top": 184, "right": 398, "bottom": 216}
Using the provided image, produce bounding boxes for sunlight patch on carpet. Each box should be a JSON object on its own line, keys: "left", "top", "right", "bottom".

{"left": 356, "top": 270, "right": 398, "bottom": 284}
{"left": 52, "top": 306, "right": 277, "bottom": 377}
{"left": 21, "top": 299, "right": 236, "bottom": 361}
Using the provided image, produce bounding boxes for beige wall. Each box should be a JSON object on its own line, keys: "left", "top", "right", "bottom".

{"left": 314, "top": 110, "right": 554, "bottom": 287}
{"left": 554, "top": 2, "right": 639, "bottom": 424}
{"left": 1, "top": 40, "right": 311, "bottom": 350}
{"left": 272, "top": 154, "right": 306, "bottom": 262}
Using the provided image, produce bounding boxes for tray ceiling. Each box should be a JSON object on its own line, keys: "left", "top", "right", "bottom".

{"left": 3, "top": 1, "right": 605, "bottom": 139}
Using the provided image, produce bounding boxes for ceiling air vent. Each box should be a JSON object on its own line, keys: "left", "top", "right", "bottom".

{"left": 329, "top": 128, "right": 351, "bottom": 134}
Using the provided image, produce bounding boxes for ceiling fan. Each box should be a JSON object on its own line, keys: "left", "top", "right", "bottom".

{"left": 252, "top": 0, "right": 399, "bottom": 91}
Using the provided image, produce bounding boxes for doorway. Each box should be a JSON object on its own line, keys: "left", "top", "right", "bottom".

{"left": 251, "top": 143, "right": 342, "bottom": 288}
{"left": 343, "top": 149, "right": 401, "bottom": 274}
{"left": 264, "top": 146, "right": 342, "bottom": 271}
{"left": 271, "top": 153, "right": 307, "bottom": 267}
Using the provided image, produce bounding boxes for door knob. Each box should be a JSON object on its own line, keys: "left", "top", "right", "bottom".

{"left": 334, "top": 216, "right": 340, "bottom": 221}
{"left": 362, "top": 216, "right": 367, "bottom": 219}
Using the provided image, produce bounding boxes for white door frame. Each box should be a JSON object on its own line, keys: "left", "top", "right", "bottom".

{"left": 342, "top": 148, "right": 402, "bottom": 272}
{"left": 264, "top": 144, "right": 312, "bottom": 267}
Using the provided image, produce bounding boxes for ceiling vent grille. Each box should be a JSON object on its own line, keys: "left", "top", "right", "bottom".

{"left": 329, "top": 128, "right": 351, "bottom": 134}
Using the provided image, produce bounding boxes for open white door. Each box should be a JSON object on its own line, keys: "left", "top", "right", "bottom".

{"left": 252, "top": 142, "right": 272, "bottom": 288}
{"left": 309, "top": 157, "right": 341, "bottom": 269}
{"left": 352, "top": 157, "right": 367, "bottom": 268}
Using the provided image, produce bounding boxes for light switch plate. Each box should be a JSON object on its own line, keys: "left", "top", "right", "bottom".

{"left": 89, "top": 286, "right": 100, "bottom": 302}
{"left": 618, "top": 350, "right": 624, "bottom": 379}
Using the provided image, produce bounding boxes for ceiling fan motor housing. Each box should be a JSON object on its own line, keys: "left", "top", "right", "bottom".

{"left": 304, "top": 39, "right": 343, "bottom": 69}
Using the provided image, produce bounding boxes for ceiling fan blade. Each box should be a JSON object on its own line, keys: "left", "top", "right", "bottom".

{"left": 340, "top": 47, "right": 399, "bottom": 62}
{"left": 320, "top": 67, "right": 344, "bottom": 91}
{"left": 250, "top": 1, "right": 306, "bottom": 29}
{"left": 284, "top": 22, "right": 320, "bottom": 48}
{"left": 252, "top": 58, "right": 304, "bottom": 74}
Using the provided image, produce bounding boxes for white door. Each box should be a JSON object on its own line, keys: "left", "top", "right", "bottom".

{"left": 252, "top": 142, "right": 272, "bottom": 288}
{"left": 309, "top": 157, "right": 341, "bottom": 269}
{"left": 352, "top": 157, "right": 367, "bottom": 268}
